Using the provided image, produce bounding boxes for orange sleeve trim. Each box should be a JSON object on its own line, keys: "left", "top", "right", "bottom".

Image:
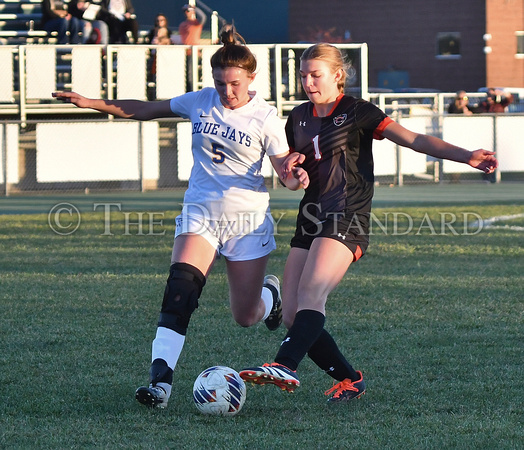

{"left": 373, "top": 117, "right": 394, "bottom": 140}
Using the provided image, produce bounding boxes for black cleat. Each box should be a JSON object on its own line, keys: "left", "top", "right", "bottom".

{"left": 263, "top": 275, "right": 282, "bottom": 331}
{"left": 325, "top": 371, "right": 366, "bottom": 403}
{"left": 135, "top": 385, "right": 169, "bottom": 409}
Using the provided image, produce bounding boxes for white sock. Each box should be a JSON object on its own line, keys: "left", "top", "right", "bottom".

{"left": 151, "top": 326, "right": 185, "bottom": 371}
{"left": 261, "top": 286, "right": 274, "bottom": 321}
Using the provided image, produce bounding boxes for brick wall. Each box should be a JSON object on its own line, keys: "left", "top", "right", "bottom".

{"left": 486, "top": 0, "right": 524, "bottom": 88}
{"left": 289, "top": 0, "right": 492, "bottom": 91}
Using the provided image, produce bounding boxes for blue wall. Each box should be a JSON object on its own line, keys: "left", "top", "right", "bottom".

{"left": 132, "top": 0, "right": 289, "bottom": 43}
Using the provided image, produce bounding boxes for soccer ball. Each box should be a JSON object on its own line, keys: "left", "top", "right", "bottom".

{"left": 193, "top": 366, "right": 247, "bottom": 416}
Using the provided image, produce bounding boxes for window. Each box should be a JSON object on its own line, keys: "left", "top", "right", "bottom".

{"left": 517, "top": 32, "right": 524, "bottom": 57}
{"left": 436, "top": 32, "right": 461, "bottom": 59}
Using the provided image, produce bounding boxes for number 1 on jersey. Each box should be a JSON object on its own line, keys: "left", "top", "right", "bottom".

{"left": 312, "top": 135, "right": 321, "bottom": 160}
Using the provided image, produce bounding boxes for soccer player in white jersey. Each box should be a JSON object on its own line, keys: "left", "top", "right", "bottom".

{"left": 53, "top": 26, "right": 307, "bottom": 409}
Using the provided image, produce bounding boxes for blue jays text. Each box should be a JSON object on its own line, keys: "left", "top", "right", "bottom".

{"left": 192, "top": 121, "right": 252, "bottom": 147}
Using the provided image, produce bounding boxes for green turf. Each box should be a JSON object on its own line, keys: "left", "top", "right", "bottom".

{"left": 0, "top": 182, "right": 522, "bottom": 215}
{"left": 1, "top": 191, "right": 523, "bottom": 448}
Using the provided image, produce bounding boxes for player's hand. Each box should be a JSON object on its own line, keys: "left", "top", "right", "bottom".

{"left": 292, "top": 166, "right": 309, "bottom": 189}
{"left": 468, "top": 149, "right": 498, "bottom": 174}
{"left": 281, "top": 152, "right": 306, "bottom": 179}
{"left": 52, "top": 91, "right": 91, "bottom": 109}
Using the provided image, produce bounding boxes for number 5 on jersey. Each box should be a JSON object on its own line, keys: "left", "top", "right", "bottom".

{"left": 211, "top": 143, "right": 226, "bottom": 163}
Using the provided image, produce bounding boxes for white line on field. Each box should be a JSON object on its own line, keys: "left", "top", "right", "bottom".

{"left": 469, "top": 213, "right": 524, "bottom": 231}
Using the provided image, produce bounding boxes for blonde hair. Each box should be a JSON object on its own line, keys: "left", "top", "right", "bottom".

{"left": 301, "top": 43, "right": 349, "bottom": 93}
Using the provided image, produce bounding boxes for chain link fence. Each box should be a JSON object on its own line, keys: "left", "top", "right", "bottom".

{"left": 2, "top": 111, "right": 523, "bottom": 197}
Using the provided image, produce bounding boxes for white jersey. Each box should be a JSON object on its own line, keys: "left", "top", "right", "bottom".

{"left": 170, "top": 88, "right": 288, "bottom": 221}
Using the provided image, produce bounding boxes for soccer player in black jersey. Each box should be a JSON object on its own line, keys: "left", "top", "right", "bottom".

{"left": 240, "top": 43, "right": 498, "bottom": 402}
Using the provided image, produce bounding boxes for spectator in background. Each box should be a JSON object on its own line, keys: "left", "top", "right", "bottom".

{"left": 478, "top": 87, "right": 512, "bottom": 183}
{"left": 41, "top": 0, "right": 82, "bottom": 44}
{"left": 448, "top": 90, "right": 481, "bottom": 115}
{"left": 105, "top": 0, "right": 139, "bottom": 44}
{"left": 179, "top": 4, "right": 206, "bottom": 45}
{"left": 179, "top": 4, "right": 207, "bottom": 91}
{"left": 68, "top": 0, "right": 110, "bottom": 44}
{"left": 148, "top": 23, "right": 173, "bottom": 78}
{"left": 152, "top": 27, "right": 172, "bottom": 46}
{"left": 147, "top": 13, "right": 174, "bottom": 44}
{"left": 480, "top": 87, "right": 513, "bottom": 113}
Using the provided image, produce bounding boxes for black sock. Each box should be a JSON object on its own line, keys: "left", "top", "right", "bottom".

{"left": 275, "top": 309, "right": 325, "bottom": 371}
{"left": 308, "top": 329, "right": 360, "bottom": 381}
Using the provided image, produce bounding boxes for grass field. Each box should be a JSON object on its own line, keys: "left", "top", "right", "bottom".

{"left": 1, "top": 185, "right": 523, "bottom": 449}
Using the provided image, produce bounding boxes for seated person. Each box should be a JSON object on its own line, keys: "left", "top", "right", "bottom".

{"left": 479, "top": 87, "right": 513, "bottom": 113}
{"left": 148, "top": 25, "right": 173, "bottom": 77}
{"left": 105, "top": 0, "right": 139, "bottom": 44}
{"left": 448, "top": 90, "right": 481, "bottom": 115}
{"left": 152, "top": 26, "right": 172, "bottom": 45}
{"left": 41, "top": 0, "right": 82, "bottom": 44}
{"left": 68, "top": 0, "right": 109, "bottom": 44}
{"left": 146, "top": 13, "right": 173, "bottom": 44}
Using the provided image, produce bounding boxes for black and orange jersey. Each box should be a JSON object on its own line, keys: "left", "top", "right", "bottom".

{"left": 285, "top": 94, "right": 392, "bottom": 233}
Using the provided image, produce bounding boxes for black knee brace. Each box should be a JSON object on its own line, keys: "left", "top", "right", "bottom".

{"left": 158, "top": 262, "right": 206, "bottom": 335}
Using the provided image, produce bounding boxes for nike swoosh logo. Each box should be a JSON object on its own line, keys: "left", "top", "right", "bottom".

{"left": 262, "top": 240, "right": 270, "bottom": 247}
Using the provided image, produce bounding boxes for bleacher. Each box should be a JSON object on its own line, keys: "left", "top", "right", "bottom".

{"left": 0, "top": 0, "right": 51, "bottom": 45}
{"left": 0, "top": 0, "right": 154, "bottom": 45}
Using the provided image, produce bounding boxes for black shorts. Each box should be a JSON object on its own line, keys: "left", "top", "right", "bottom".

{"left": 290, "top": 214, "right": 369, "bottom": 262}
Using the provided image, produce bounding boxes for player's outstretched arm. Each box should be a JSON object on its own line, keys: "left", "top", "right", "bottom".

{"left": 382, "top": 121, "right": 498, "bottom": 174}
{"left": 52, "top": 91, "right": 174, "bottom": 120}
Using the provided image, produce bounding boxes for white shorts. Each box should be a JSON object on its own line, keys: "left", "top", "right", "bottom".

{"left": 174, "top": 211, "right": 277, "bottom": 261}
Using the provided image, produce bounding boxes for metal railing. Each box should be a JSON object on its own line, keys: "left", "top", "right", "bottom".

{"left": 0, "top": 43, "right": 369, "bottom": 122}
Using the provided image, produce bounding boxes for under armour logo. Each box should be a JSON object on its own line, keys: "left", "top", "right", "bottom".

{"left": 337, "top": 233, "right": 346, "bottom": 240}
{"left": 299, "top": 121, "right": 306, "bottom": 126}
{"left": 281, "top": 337, "right": 291, "bottom": 346}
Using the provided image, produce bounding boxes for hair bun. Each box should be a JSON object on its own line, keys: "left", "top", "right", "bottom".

{"left": 210, "top": 24, "right": 255, "bottom": 72}
{"left": 219, "top": 24, "right": 245, "bottom": 46}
